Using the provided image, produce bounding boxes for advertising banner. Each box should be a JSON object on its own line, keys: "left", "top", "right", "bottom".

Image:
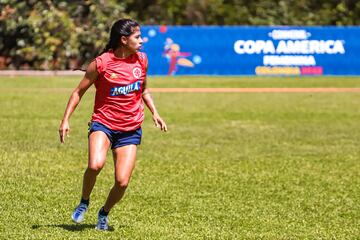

{"left": 141, "top": 26, "right": 359, "bottom": 76}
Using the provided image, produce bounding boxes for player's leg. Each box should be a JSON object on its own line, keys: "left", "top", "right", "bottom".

{"left": 106, "top": 144, "right": 137, "bottom": 210}
{"left": 95, "top": 144, "right": 137, "bottom": 230}
{"left": 72, "top": 130, "right": 110, "bottom": 223}
{"left": 82, "top": 131, "right": 111, "bottom": 199}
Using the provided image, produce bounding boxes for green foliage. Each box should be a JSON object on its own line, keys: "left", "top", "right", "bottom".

{"left": 1, "top": 1, "right": 76, "bottom": 69}
{"left": 0, "top": 0, "right": 126, "bottom": 69}
{"left": 0, "top": 0, "right": 359, "bottom": 69}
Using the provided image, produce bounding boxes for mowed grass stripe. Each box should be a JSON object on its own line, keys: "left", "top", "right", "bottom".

{"left": 151, "top": 87, "right": 360, "bottom": 92}
{"left": 1, "top": 76, "right": 360, "bottom": 89}
{"left": 1, "top": 87, "right": 360, "bottom": 93}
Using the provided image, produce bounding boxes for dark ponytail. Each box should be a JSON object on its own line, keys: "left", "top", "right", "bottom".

{"left": 100, "top": 18, "right": 140, "bottom": 55}
{"left": 74, "top": 18, "right": 140, "bottom": 71}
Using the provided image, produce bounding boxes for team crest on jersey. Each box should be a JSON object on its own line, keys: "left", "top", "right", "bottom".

{"left": 132, "top": 67, "right": 142, "bottom": 79}
{"left": 110, "top": 73, "right": 117, "bottom": 79}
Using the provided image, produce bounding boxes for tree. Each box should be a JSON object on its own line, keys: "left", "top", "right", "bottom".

{"left": 0, "top": 0, "right": 358, "bottom": 70}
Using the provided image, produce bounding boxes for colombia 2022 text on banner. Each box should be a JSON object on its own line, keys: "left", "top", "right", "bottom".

{"left": 141, "top": 26, "right": 359, "bottom": 76}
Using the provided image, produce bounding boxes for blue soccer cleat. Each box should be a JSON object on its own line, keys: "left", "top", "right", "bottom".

{"left": 71, "top": 203, "right": 88, "bottom": 223}
{"left": 95, "top": 213, "right": 109, "bottom": 231}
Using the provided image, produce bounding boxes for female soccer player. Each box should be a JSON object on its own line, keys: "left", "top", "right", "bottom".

{"left": 59, "top": 19, "right": 167, "bottom": 231}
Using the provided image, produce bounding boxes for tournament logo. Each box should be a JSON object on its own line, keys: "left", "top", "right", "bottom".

{"left": 133, "top": 67, "right": 142, "bottom": 79}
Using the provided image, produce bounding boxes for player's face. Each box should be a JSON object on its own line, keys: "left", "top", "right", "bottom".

{"left": 126, "top": 26, "right": 143, "bottom": 52}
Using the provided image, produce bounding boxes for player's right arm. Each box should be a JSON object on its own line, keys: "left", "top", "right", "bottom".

{"left": 59, "top": 60, "right": 98, "bottom": 143}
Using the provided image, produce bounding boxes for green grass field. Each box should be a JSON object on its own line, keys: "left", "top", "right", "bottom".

{"left": 0, "top": 76, "right": 359, "bottom": 239}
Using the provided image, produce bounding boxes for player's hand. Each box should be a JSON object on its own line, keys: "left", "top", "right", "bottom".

{"left": 59, "top": 120, "right": 70, "bottom": 143}
{"left": 152, "top": 113, "right": 167, "bottom": 132}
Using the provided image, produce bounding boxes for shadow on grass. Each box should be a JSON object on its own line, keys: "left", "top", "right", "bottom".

{"left": 31, "top": 224, "right": 116, "bottom": 232}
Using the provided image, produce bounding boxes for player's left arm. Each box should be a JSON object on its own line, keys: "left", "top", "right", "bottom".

{"left": 142, "top": 65, "right": 167, "bottom": 132}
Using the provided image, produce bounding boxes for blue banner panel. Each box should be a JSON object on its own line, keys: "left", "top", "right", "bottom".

{"left": 141, "top": 26, "right": 360, "bottom": 76}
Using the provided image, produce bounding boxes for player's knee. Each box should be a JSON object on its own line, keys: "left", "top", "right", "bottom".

{"left": 87, "top": 164, "right": 103, "bottom": 173}
{"left": 87, "top": 157, "right": 105, "bottom": 173}
{"left": 115, "top": 176, "right": 130, "bottom": 189}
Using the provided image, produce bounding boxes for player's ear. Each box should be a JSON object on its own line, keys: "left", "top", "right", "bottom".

{"left": 120, "top": 36, "right": 128, "bottom": 45}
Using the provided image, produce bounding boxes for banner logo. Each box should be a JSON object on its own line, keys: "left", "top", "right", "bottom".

{"left": 234, "top": 29, "right": 346, "bottom": 75}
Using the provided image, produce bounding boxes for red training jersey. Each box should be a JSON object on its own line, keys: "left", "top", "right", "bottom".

{"left": 91, "top": 51, "right": 148, "bottom": 131}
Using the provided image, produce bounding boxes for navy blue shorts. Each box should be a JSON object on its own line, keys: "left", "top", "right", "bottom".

{"left": 88, "top": 121, "right": 142, "bottom": 149}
